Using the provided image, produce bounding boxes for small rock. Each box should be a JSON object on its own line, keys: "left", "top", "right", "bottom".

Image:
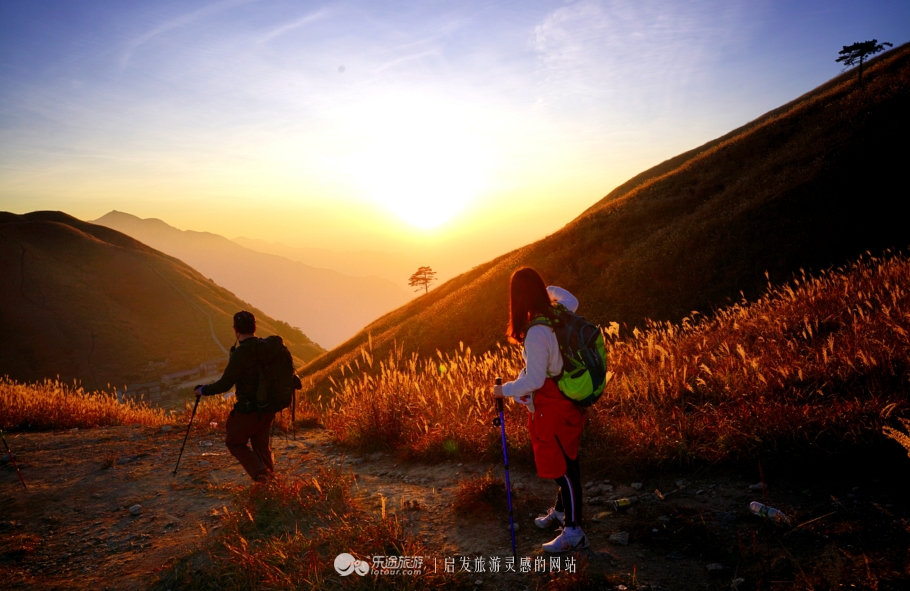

{"left": 129, "top": 505, "right": 142, "bottom": 517}
{"left": 203, "top": 441, "right": 213, "bottom": 447}
{"left": 585, "top": 481, "right": 594, "bottom": 489}
{"left": 474, "top": 580, "right": 483, "bottom": 586}
{"left": 657, "top": 515, "right": 671, "bottom": 523}
{"left": 198, "top": 460, "right": 211, "bottom": 466}
{"left": 507, "top": 523, "right": 520, "bottom": 532}
{"left": 675, "top": 479, "right": 687, "bottom": 488}
{"left": 748, "top": 483, "right": 764, "bottom": 491}
{"left": 705, "top": 563, "right": 725, "bottom": 573}
{"left": 608, "top": 531, "right": 630, "bottom": 546}
{"left": 631, "top": 483, "right": 643, "bottom": 490}
{"left": 160, "top": 425, "right": 172, "bottom": 432}
{"left": 457, "top": 463, "right": 462, "bottom": 467}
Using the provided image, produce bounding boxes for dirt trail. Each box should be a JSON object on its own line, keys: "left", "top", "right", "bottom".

{"left": 2, "top": 425, "right": 908, "bottom": 590}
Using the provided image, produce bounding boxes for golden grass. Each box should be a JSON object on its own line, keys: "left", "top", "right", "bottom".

{"left": 322, "top": 252, "right": 910, "bottom": 470}
{"left": 0, "top": 374, "right": 320, "bottom": 434}
{"left": 0, "top": 377, "right": 167, "bottom": 430}
{"left": 883, "top": 418, "right": 910, "bottom": 458}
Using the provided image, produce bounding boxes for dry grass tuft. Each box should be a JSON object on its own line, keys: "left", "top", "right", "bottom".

{"left": 0, "top": 377, "right": 167, "bottom": 430}
{"left": 453, "top": 471, "right": 514, "bottom": 516}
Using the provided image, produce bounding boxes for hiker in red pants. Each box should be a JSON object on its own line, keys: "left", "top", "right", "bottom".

{"left": 195, "top": 311, "right": 276, "bottom": 482}
{"left": 492, "top": 267, "right": 588, "bottom": 553}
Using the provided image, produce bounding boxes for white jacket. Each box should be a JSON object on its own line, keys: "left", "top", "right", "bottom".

{"left": 502, "top": 286, "right": 578, "bottom": 411}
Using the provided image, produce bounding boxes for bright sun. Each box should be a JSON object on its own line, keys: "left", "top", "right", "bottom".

{"left": 349, "top": 96, "right": 486, "bottom": 229}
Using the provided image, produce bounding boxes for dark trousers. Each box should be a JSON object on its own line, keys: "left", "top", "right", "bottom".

{"left": 225, "top": 410, "right": 276, "bottom": 481}
{"left": 553, "top": 455, "right": 583, "bottom": 526}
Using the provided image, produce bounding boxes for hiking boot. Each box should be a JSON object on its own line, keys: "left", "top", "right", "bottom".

{"left": 535, "top": 508, "right": 566, "bottom": 529}
{"left": 542, "top": 526, "right": 589, "bottom": 553}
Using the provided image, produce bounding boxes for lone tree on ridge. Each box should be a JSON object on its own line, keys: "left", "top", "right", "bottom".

{"left": 837, "top": 40, "right": 892, "bottom": 85}
{"left": 408, "top": 266, "right": 437, "bottom": 295}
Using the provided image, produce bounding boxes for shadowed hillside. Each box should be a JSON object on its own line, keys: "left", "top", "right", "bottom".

{"left": 0, "top": 211, "right": 323, "bottom": 391}
{"left": 300, "top": 43, "right": 910, "bottom": 397}
{"left": 93, "top": 211, "right": 412, "bottom": 349}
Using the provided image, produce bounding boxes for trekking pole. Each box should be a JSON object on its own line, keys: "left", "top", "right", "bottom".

{"left": 0, "top": 429, "right": 27, "bottom": 489}
{"left": 173, "top": 395, "right": 201, "bottom": 476}
{"left": 492, "top": 377, "right": 517, "bottom": 559}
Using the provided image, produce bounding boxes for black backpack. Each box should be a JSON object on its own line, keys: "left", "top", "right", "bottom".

{"left": 253, "top": 336, "right": 302, "bottom": 413}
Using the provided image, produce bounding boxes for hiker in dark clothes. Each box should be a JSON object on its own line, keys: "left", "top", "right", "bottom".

{"left": 195, "top": 311, "right": 275, "bottom": 482}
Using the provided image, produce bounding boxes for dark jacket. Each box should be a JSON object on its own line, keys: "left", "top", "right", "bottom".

{"left": 201, "top": 337, "right": 259, "bottom": 413}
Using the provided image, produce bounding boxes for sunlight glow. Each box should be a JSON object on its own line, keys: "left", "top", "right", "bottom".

{"left": 348, "top": 96, "right": 487, "bottom": 229}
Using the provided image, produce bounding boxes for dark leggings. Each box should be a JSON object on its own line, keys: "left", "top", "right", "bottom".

{"left": 553, "top": 455, "right": 582, "bottom": 527}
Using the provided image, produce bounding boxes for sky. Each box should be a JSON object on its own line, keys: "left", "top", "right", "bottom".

{"left": 1, "top": 0, "right": 908, "bottom": 278}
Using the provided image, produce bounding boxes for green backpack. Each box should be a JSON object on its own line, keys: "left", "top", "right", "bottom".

{"left": 528, "top": 305, "right": 609, "bottom": 407}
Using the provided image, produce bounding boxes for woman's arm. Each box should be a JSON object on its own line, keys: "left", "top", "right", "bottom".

{"left": 548, "top": 285, "right": 578, "bottom": 312}
{"left": 502, "top": 326, "right": 551, "bottom": 399}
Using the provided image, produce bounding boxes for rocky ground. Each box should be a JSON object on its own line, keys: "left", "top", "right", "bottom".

{"left": 2, "top": 425, "right": 908, "bottom": 590}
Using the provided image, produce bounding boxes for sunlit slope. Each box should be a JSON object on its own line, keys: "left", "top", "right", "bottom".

{"left": 0, "top": 211, "right": 324, "bottom": 390}
{"left": 93, "top": 211, "right": 412, "bottom": 349}
{"left": 308, "top": 45, "right": 909, "bottom": 396}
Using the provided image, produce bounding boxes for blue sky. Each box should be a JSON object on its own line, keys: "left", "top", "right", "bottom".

{"left": 1, "top": 1, "right": 907, "bottom": 270}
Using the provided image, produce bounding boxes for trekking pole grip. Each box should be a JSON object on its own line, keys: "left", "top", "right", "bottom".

{"left": 495, "top": 377, "right": 503, "bottom": 413}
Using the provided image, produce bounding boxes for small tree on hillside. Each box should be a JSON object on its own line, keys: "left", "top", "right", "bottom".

{"left": 408, "top": 266, "right": 437, "bottom": 295}
{"left": 837, "top": 40, "right": 892, "bottom": 86}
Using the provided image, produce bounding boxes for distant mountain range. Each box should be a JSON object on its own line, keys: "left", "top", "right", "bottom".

{"left": 232, "top": 236, "right": 423, "bottom": 287}
{"left": 300, "top": 43, "right": 910, "bottom": 396}
{"left": 93, "top": 211, "right": 412, "bottom": 349}
{"left": 0, "top": 211, "right": 323, "bottom": 391}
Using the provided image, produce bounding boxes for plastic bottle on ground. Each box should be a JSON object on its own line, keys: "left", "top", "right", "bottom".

{"left": 749, "top": 501, "right": 791, "bottom": 525}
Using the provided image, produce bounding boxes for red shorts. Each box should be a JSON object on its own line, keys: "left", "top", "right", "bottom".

{"left": 527, "top": 378, "right": 585, "bottom": 478}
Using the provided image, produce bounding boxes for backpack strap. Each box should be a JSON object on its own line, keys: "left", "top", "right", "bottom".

{"left": 525, "top": 312, "right": 565, "bottom": 380}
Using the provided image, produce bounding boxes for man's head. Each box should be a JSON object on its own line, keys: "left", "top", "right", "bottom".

{"left": 233, "top": 310, "right": 256, "bottom": 336}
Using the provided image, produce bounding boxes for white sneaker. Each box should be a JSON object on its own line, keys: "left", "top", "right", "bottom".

{"left": 534, "top": 508, "right": 565, "bottom": 529}
{"left": 542, "top": 526, "right": 589, "bottom": 553}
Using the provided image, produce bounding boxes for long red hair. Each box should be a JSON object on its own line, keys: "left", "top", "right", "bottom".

{"left": 507, "top": 267, "right": 555, "bottom": 344}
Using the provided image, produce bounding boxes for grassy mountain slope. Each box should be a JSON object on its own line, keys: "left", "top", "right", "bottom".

{"left": 300, "top": 43, "right": 910, "bottom": 396}
{"left": 93, "top": 211, "right": 411, "bottom": 349}
{"left": 0, "top": 211, "right": 323, "bottom": 390}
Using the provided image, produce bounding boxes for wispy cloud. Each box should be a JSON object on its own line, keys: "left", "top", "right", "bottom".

{"left": 120, "top": 0, "right": 255, "bottom": 68}
{"left": 531, "top": 0, "right": 750, "bottom": 110}
{"left": 257, "top": 8, "right": 329, "bottom": 43}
